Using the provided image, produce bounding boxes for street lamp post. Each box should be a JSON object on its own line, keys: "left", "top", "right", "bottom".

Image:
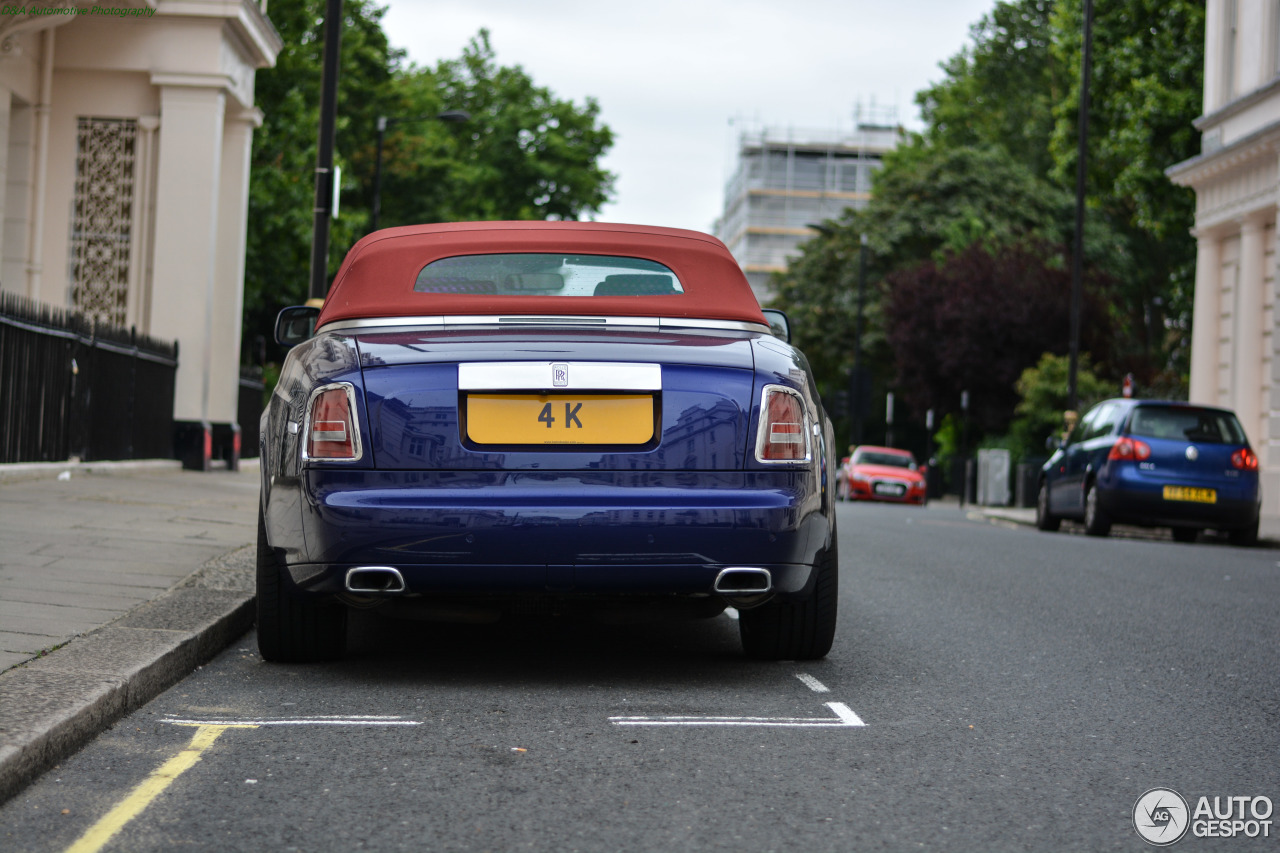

{"left": 851, "top": 232, "right": 868, "bottom": 446}
{"left": 370, "top": 110, "right": 470, "bottom": 233}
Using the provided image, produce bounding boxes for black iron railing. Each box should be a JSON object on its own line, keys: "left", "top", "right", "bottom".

{"left": 0, "top": 293, "right": 178, "bottom": 464}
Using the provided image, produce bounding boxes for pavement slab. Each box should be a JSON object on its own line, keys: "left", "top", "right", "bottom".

{"left": 0, "top": 462, "right": 259, "bottom": 804}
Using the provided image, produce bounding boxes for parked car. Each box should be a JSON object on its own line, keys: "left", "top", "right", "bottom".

{"left": 1036, "top": 399, "right": 1260, "bottom": 544}
{"left": 258, "top": 221, "right": 838, "bottom": 662}
{"left": 837, "top": 445, "right": 927, "bottom": 505}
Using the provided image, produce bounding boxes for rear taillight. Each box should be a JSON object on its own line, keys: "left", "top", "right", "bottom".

{"left": 1232, "top": 447, "right": 1259, "bottom": 470}
{"left": 755, "top": 385, "right": 810, "bottom": 463}
{"left": 305, "top": 383, "right": 361, "bottom": 461}
{"left": 1108, "top": 436, "right": 1151, "bottom": 461}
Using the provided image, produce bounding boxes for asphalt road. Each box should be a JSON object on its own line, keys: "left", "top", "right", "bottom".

{"left": 2, "top": 502, "right": 1278, "bottom": 851}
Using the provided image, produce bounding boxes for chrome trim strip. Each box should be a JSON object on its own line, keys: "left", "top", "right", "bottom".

{"left": 754, "top": 384, "right": 813, "bottom": 465}
{"left": 459, "top": 361, "right": 662, "bottom": 391}
{"left": 319, "top": 315, "right": 770, "bottom": 335}
{"left": 300, "top": 382, "right": 364, "bottom": 463}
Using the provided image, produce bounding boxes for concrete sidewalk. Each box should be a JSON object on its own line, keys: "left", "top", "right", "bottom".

{"left": 956, "top": 496, "right": 1280, "bottom": 545}
{"left": 0, "top": 461, "right": 260, "bottom": 802}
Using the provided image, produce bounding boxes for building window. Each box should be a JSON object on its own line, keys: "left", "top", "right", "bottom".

{"left": 69, "top": 117, "right": 137, "bottom": 327}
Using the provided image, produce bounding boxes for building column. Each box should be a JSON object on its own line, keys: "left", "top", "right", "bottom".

{"left": 1188, "top": 231, "right": 1222, "bottom": 405}
{"left": 149, "top": 83, "right": 225, "bottom": 469}
{"left": 1234, "top": 216, "right": 1267, "bottom": 447}
{"left": 209, "top": 106, "right": 262, "bottom": 467}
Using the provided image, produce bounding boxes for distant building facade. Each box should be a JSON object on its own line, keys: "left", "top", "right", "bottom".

{"left": 715, "top": 120, "right": 900, "bottom": 303}
{"left": 1167, "top": 0, "right": 1280, "bottom": 517}
{"left": 0, "top": 0, "right": 281, "bottom": 466}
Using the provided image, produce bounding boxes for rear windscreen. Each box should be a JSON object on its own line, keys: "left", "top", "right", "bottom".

{"left": 414, "top": 254, "right": 685, "bottom": 297}
{"left": 1128, "top": 406, "right": 1247, "bottom": 444}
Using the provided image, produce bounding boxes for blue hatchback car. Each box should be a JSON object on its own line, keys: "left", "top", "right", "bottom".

{"left": 258, "top": 222, "right": 838, "bottom": 663}
{"left": 1036, "top": 399, "right": 1261, "bottom": 544}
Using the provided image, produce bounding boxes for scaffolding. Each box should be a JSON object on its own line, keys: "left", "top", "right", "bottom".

{"left": 715, "top": 110, "right": 901, "bottom": 302}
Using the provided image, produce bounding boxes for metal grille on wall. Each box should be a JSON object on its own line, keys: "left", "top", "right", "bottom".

{"left": 69, "top": 117, "right": 137, "bottom": 328}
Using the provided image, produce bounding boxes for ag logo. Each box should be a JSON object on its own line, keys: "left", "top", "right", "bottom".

{"left": 1134, "top": 788, "right": 1190, "bottom": 846}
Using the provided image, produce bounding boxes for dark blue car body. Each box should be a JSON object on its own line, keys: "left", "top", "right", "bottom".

{"left": 1036, "top": 398, "right": 1261, "bottom": 543}
{"left": 256, "top": 222, "right": 838, "bottom": 662}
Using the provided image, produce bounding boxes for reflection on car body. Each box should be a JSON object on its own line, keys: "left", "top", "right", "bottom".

{"left": 258, "top": 221, "right": 838, "bottom": 662}
{"left": 1036, "top": 398, "right": 1260, "bottom": 544}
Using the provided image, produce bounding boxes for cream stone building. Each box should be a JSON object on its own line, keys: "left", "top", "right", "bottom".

{"left": 1167, "top": 0, "right": 1280, "bottom": 519}
{"left": 0, "top": 0, "right": 280, "bottom": 466}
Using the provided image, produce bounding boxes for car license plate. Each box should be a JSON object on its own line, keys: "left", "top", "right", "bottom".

{"left": 874, "top": 482, "right": 906, "bottom": 497}
{"left": 467, "top": 394, "right": 654, "bottom": 445}
{"left": 1162, "top": 485, "right": 1216, "bottom": 504}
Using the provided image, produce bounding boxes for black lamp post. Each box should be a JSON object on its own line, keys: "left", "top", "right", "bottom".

{"left": 370, "top": 110, "right": 470, "bottom": 233}
{"left": 1067, "top": 0, "right": 1094, "bottom": 413}
{"left": 308, "top": 0, "right": 343, "bottom": 302}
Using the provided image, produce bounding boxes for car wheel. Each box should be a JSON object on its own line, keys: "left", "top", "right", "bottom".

{"left": 739, "top": 527, "right": 838, "bottom": 661}
{"left": 256, "top": 503, "right": 347, "bottom": 663}
{"left": 1228, "top": 518, "right": 1259, "bottom": 547}
{"left": 1035, "top": 480, "right": 1060, "bottom": 532}
{"left": 1083, "top": 483, "right": 1111, "bottom": 537}
{"left": 1171, "top": 526, "right": 1200, "bottom": 544}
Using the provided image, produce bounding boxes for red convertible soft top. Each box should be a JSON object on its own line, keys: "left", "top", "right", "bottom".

{"left": 315, "top": 221, "right": 767, "bottom": 329}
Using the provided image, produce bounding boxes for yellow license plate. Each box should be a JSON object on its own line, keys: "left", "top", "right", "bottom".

{"left": 467, "top": 394, "right": 654, "bottom": 445}
{"left": 1163, "top": 485, "right": 1217, "bottom": 504}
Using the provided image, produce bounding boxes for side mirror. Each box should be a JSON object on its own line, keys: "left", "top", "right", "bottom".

{"left": 274, "top": 305, "right": 320, "bottom": 348}
{"left": 762, "top": 308, "right": 791, "bottom": 342}
{"left": 1045, "top": 435, "right": 1064, "bottom": 452}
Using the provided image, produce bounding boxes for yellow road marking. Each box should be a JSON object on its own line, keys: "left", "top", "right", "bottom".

{"left": 64, "top": 723, "right": 256, "bottom": 853}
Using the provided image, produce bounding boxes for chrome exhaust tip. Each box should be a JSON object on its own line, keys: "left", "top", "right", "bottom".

{"left": 345, "top": 566, "right": 406, "bottom": 594}
{"left": 713, "top": 567, "right": 773, "bottom": 595}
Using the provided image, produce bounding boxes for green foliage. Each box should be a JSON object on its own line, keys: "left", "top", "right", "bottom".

{"left": 243, "top": 10, "right": 615, "bottom": 354}
{"left": 774, "top": 0, "right": 1203, "bottom": 456}
{"left": 244, "top": 0, "right": 399, "bottom": 352}
{"left": 918, "top": 0, "right": 1061, "bottom": 180}
{"left": 1008, "top": 351, "right": 1112, "bottom": 455}
{"left": 770, "top": 141, "right": 1072, "bottom": 409}
{"left": 1049, "top": 0, "right": 1204, "bottom": 378}
{"left": 375, "top": 31, "right": 615, "bottom": 227}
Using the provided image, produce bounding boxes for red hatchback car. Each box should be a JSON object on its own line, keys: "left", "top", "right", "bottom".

{"left": 838, "top": 445, "right": 927, "bottom": 505}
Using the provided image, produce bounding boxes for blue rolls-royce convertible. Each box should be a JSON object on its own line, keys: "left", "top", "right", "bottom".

{"left": 259, "top": 221, "right": 838, "bottom": 662}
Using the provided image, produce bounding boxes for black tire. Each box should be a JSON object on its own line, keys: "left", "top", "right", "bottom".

{"left": 1035, "top": 480, "right": 1060, "bottom": 532}
{"left": 1083, "top": 482, "right": 1111, "bottom": 537}
{"left": 256, "top": 504, "right": 347, "bottom": 662}
{"left": 1228, "top": 518, "right": 1259, "bottom": 547}
{"left": 739, "top": 527, "right": 838, "bottom": 661}
{"left": 1171, "top": 526, "right": 1200, "bottom": 544}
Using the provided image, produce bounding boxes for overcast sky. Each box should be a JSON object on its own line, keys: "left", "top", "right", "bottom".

{"left": 381, "top": 0, "right": 998, "bottom": 233}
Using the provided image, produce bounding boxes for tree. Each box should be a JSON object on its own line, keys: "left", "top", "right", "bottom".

{"left": 881, "top": 242, "right": 1111, "bottom": 435}
{"left": 243, "top": 14, "right": 615, "bottom": 354}
{"left": 374, "top": 31, "right": 615, "bottom": 227}
{"left": 1049, "top": 0, "right": 1204, "bottom": 381}
{"left": 1009, "top": 352, "right": 1112, "bottom": 455}
{"left": 244, "top": 0, "right": 400, "bottom": 354}
{"left": 918, "top": 0, "right": 1062, "bottom": 180}
{"left": 769, "top": 142, "right": 1076, "bottom": 404}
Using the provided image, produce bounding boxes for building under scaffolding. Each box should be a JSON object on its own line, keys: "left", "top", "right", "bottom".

{"left": 715, "top": 116, "right": 901, "bottom": 302}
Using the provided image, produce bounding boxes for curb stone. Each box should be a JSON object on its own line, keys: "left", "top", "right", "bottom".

{"left": 0, "top": 544, "right": 255, "bottom": 805}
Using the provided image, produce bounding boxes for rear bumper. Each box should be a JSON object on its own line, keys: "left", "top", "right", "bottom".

{"left": 272, "top": 469, "right": 830, "bottom": 599}
{"left": 848, "top": 478, "right": 926, "bottom": 504}
{"left": 1097, "top": 483, "right": 1259, "bottom": 530}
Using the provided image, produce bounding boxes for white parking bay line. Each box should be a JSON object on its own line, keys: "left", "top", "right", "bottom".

{"left": 610, "top": 701, "right": 865, "bottom": 728}
{"left": 162, "top": 715, "right": 422, "bottom": 727}
{"left": 795, "top": 673, "right": 830, "bottom": 693}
